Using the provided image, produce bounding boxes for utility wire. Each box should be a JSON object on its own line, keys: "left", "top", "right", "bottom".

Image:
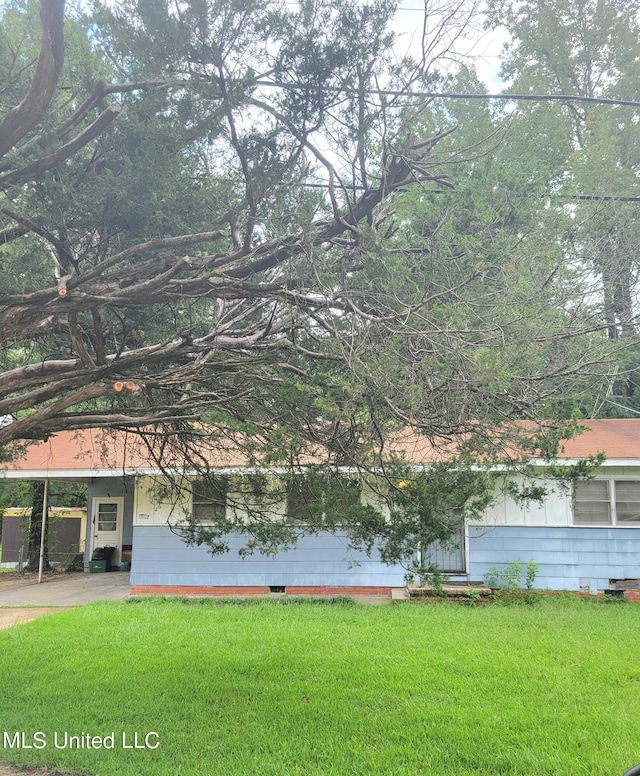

{"left": 422, "top": 92, "right": 640, "bottom": 108}
{"left": 254, "top": 81, "right": 640, "bottom": 201}
{"left": 254, "top": 80, "right": 640, "bottom": 109}
{"left": 302, "top": 183, "right": 640, "bottom": 201}
{"left": 571, "top": 195, "right": 640, "bottom": 202}
{"left": 302, "top": 180, "right": 640, "bottom": 201}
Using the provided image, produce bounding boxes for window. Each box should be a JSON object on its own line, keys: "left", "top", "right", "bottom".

{"left": 614, "top": 482, "right": 640, "bottom": 524}
{"left": 286, "top": 476, "right": 361, "bottom": 524}
{"left": 574, "top": 480, "right": 611, "bottom": 525}
{"left": 574, "top": 480, "right": 640, "bottom": 526}
{"left": 97, "top": 502, "right": 118, "bottom": 532}
{"left": 286, "top": 480, "right": 315, "bottom": 523}
{"left": 192, "top": 477, "right": 228, "bottom": 521}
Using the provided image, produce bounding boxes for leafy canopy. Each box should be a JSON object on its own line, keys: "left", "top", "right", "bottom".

{"left": 0, "top": 0, "right": 627, "bottom": 562}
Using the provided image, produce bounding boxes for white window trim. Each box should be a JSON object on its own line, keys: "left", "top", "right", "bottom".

{"left": 574, "top": 478, "right": 640, "bottom": 527}
{"left": 191, "top": 477, "right": 228, "bottom": 523}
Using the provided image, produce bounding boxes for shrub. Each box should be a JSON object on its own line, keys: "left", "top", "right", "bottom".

{"left": 484, "top": 559, "right": 542, "bottom": 605}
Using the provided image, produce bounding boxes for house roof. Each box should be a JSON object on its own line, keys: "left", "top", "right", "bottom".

{"left": 1, "top": 419, "right": 639, "bottom": 479}
{"left": 0, "top": 430, "right": 148, "bottom": 479}
{"left": 0, "top": 429, "right": 249, "bottom": 479}
{"left": 557, "top": 419, "right": 640, "bottom": 460}
{"left": 386, "top": 419, "right": 640, "bottom": 465}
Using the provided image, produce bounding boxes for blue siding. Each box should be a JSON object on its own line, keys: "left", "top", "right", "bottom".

{"left": 468, "top": 526, "right": 640, "bottom": 593}
{"left": 131, "top": 526, "right": 407, "bottom": 588}
{"left": 130, "top": 523, "right": 640, "bottom": 593}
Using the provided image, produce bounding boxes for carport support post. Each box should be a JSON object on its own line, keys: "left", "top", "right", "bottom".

{"left": 37, "top": 479, "right": 49, "bottom": 584}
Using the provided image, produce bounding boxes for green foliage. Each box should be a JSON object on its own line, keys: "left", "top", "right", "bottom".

{"left": 484, "top": 560, "right": 523, "bottom": 590}
{"left": 0, "top": 477, "right": 85, "bottom": 514}
{"left": 387, "top": 76, "right": 613, "bottom": 426}
{"left": 176, "top": 457, "right": 491, "bottom": 566}
{"left": 596, "top": 592, "right": 628, "bottom": 605}
{"left": 370, "top": 460, "right": 493, "bottom": 566}
{"left": 504, "top": 480, "right": 550, "bottom": 505}
{"left": 525, "top": 559, "right": 538, "bottom": 591}
{"left": 0, "top": 0, "right": 633, "bottom": 564}
{"left": 484, "top": 558, "right": 542, "bottom": 605}
{"left": 129, "top": 594, "right": 359, "bottom": 607}
{"left": 486, "top": 0, "right": 640, "bottom": 414}
{"left": 461, "top": 586, "right": 482, "bottom": 606}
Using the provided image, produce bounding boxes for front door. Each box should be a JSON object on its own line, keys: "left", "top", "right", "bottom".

{"left": 91, "top": 498, "right": 124, "bottom": 567}
{"left": 422, "top": 521, "right": 466, "bottom": 573}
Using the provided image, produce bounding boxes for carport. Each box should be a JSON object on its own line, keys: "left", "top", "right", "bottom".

{"left": 0, "top": 430, "right": 138, "bottom": 585}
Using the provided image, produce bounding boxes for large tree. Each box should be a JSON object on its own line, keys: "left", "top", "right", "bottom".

{"left": 0, "top": 0, "right": 456, "bottom": 445}
{"left": 486, "top": 0, "right": 640, "bottom": 407}
{"left": 0, "top": 0, "right": 616, "bottom": 563}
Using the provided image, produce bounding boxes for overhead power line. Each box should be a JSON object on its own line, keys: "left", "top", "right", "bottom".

{"left": 255, "top": 80, "right": 640, "bottom": 109}
{"left": 421, "top": 92, "right": 640, "bottom": 108}
{"left": 302, "top": 183, "right": 640, "bottom": 202}
{"left": 571, "top": 195, "right": 640, "bottom": 202}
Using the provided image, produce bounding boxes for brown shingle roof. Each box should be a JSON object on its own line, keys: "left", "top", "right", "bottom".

{"left": 2, "top": 419, "right": 640, "bottom": 476}
{"left": 557, "top": 419, "right": 640, "bottom": 459}
{"left": 1, "top": 430, "right": 147, "bottom": 474}
{"left": 1, "top": 429, "right": 247, "bottom": 474}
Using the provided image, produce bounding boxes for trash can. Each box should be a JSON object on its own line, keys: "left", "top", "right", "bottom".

{"left": 91, "top": 546, "right": 116, "bottom": 571}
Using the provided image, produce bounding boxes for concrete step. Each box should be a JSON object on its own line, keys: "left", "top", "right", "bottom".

{"left": 408, "top": 584, "right": 492, "bottom": 599}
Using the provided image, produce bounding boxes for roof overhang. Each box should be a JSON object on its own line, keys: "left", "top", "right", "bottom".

{"left": 0, "top": 468, "right": 139, "bottom": 481}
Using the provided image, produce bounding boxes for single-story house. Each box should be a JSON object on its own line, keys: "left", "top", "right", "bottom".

{"left": 1, "top": 419, "right": 639, "bottom": 596}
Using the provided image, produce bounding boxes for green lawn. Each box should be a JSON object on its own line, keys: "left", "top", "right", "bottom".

{"left": 1, "top": 596, "right": 639, "bottom": 776}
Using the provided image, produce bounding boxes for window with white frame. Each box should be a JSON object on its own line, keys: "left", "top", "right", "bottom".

{"left": 192, "top": 477, "right": 228, "bottom": 521}
{"left": 574, "top": 480, "right": 640, "bottom": 526}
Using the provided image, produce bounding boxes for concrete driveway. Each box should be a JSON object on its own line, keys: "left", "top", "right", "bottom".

{"left": 0, "top": 570, "right": 130, "bottom": 608}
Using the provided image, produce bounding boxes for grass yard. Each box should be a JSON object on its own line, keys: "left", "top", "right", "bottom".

{"left": 1, "top": 596, "right": 640, "bottom": 776}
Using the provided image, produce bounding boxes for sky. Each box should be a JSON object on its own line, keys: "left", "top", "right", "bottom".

{"left": 388, "top": 0, "right": 510, "bottom": 91}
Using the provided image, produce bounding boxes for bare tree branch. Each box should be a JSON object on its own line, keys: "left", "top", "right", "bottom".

{"left": 0, "top": 106, "right": 121, "bottom": 187}
{"left": 0, "top": 0, "right": 65, "bottom": 159}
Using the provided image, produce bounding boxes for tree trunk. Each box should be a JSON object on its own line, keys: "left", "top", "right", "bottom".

{"left": 25, "top": 481, "right": 50, "bottom": 572}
